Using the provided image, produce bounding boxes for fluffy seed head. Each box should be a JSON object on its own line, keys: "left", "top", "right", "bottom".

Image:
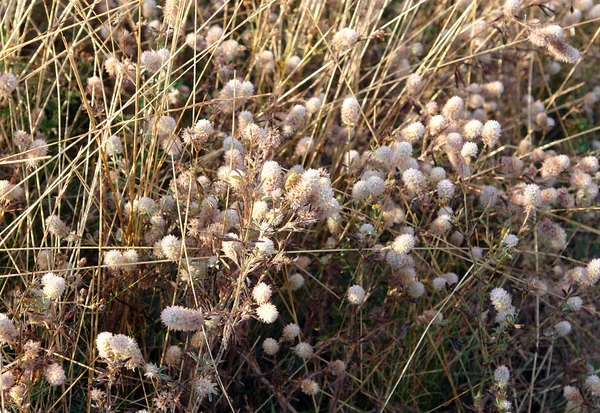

{"left": 341, "top": 97, "right": 360, "bottom": 126}
{"left": 256, "top": 303, "right": 278, "bottom": 324}
{"left": 282, "top": 323, "right": 301, "bottom": 341}
{"left": 165, "top": 345, "right": 182, "bottom": 366}
{"left": 401, "top": 122, "right": 426, "bottom": 143}
{"left": 554, "top": 320, "right": 572, "bottom": 336}
{"left": 347, "top": 285, "right": 366, "bottom": 305}
{"left": 392, "top": 233, "right": 415, "bottom": 254}
{"left": 289, "top": 273, "right": 305, "bottom": 290}
{"left": 44, "top": 363, "right": 67, "bottom": 386}
{"left": 442, "top": 96, "right": 464, "bottom": 120}
{"left": 262, "top": 338, "right": 279, "bottom": 355}
{"left": 0, "top": 314, "right": 17, "bottom": 344}
{"left": 300, "top": 379, "right": 320, "bottom": 395}
{"left": 252, "top": 282, "right": 273, "bottom": 304}
{"left": 293, "top": 342, "right": 314, "bottom": 359}
{"left": 332, "top": 27, "right": 359, "bottom": 51}
{"left": 160, "top": 235, "right": 182, "bottom": 261}
{"left": 481, "top": 120, "right": 501, "bottom": 147}
{"left": 406, "top": 73, "right": 423, "bottom": 95}
{"left": 42, "top": 273, "right": 66, "bottom": 300}
{"left": 161, "top": 306, "right": 204, "bottom": 331}
{"left": 503, "top": 234, "right": 519, "bottom": 247}
{"left": 522, "top": 184, "right": 541, "bottom": 211}
{"left": 494, "top": 365, "right": 510, "bottom": 387}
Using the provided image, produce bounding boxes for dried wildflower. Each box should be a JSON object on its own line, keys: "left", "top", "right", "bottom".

{"left": 461, "top": 142, "right": 478, "bottom": 159}
{"left": 285, "top": 55, "right": 302, "bottom": 74}
{"left": 352, "top": 175, "right": 385, "bottom": 202}
{"left": 262, "top": 338, "right": 279, "bottom": 355}
{"left": 407, "top": 281, "right": 425, "bottom": 298}
{"left": 436, "top": 179, "right": 455, "bottom": 201}
{"left": 341, "top": 97, "right": 360, "bottom": 127}
{"left": 282, "top": 323, "right": 301, "bottom": 341}
{"left": 193, "top": 376, "right": 219, "bottom": 400}
{"left": 554, "top": 320, "right": 572, "bottom": 336}
{"left": 503, "top": 234, "right": 519, "bottom": 247}
{"left": 584, "top": 258, "right": 600, "bottom": 286}
{"left": 160, "top": 235, "right": 182, "bottom": 261}
{"left": 503, "top": 0, "right": 521, "bottom": 18}
{"left": 442, "top": 272, "right": 459, "bottom": 285}
{"left": 329, "top": 360, "right": 346, "bottom": 376}
{"left": 182, "top": 119, "right": 213, "bottom": 148}
{"left": 161, "top": 306, "right": 204, "bottom": 331}
{"left": 288, "top": 273, "right": 305, "bottom": 290}
{"left": 252, "top": 282, "right": 273, "bottom": 304}
{"left": 256, "top": 50, "right": 275, "bottom": 72}
{"left": 293, "top": 342, "right": 314, "bottom": 359}
{"left": 46, "top": 215, "right": 68, "bottom": 239}
{"left": 44, "top": 363, "right": 66, "bottom": 386}
{"left": 585, "top": 375, "right": 600, "bottom": 396}
{"left": 0, "top": 313, "right": 18, "bottom": 344}
{"left": 0, "top": 72, "right": 17, "bottom": 99}
{"left": 401, "top": 122, "right": 426, "bottom": 143}
{"left": 300, "top": 378, "right": 320, "bottom": 396}
{"left": 332, "top": 27, "right": 359, "bottom": 51}
{"left": 256, "top": 303, "right": 278, "bottom": 324}
{"left": 481, "top": 120, "right": 501, "bottom": 147}
{"left": 566, "top": 296, "right": 583, "bottom": 311}
{"left": 442, "top": 96, "right": 464, "bottom": 121}
{"left": 0, "top": 181, "right": 23, "bottom": 202}
{"left": 165, "top": 345, "right": 182, "bottom": 366}
{"left": 347, "top": 285, "right": 366, "bottom": 305}
{"left": 494, "top": 365, "right": 510, "bottom": 387}
{"left": 546, "top": 40, "right": 580, "bottom": 64}
{"left": 42, "top": 273, "right": 66, "bottom": 300}
{"left": 0, "top": 372, "right": 15, "bottom": 390}
{"left": 432, "top": 277, "right": 448, "bottom": 291}
{"left": 406, "top": 73, "right": 422, "bottom": 95}
{"left": 522, "top": 184, "right": 541, "bottom": 211}
{"left": 402, "top": 168, "right": 426, "bottom": 194}
{"left": 96, "top": 332, "right": 143, "bottom": 370}
{"left": 141, "top": 49, "right": 169, "bottom": 73}
{"left": 305, "top": 96, "right": 323, "bottom": 114}
{"left": 428, "top": 115, "right": 447, "bottom": 135}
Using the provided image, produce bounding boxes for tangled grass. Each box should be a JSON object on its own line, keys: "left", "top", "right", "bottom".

{"left": 0, "top": 0, "right": 600, "bottom": 411}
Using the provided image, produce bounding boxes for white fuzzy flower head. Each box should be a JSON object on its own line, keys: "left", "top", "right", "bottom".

{"left": 437, "top": 179, "right": 455, "bottom": 201}
{"left": 482, "top": 120, "right": 501, "bottom": 147}
{"left": 0, "top": 72, "right": 18, "bottom": 99}
{"left": 563, "top": 385, "right": 583, "bottom": 403}
{"left": 289, "top": 273, "right": 305, "bottom": 290}
{"left": 252, "top": 282, "right": 273, "bottom": 304}
{"left": 402, "top": 168, "right": 426, "bottom": 193}
{"left": 141, "top": 49, "right": 168, "bottom": 73}
{"left": 300, "top": 378, "right": 320, "bottom": 395}
{"left": 46, "top": 215, "right": 68, "bottom": 239}
{"left": 462, "top": 119, "right": 483, "bottom": 140}
{"left": 408, "top": 281, "right": 425, "bottom": 298}
{"left": 406, "top": 73, "right": 423, "bottom": 95}
{"left": 0, "top": 371, "right": 14, "bottom": 390}
{"left": 432, "top": 277, "right": 448, "bottom": 291}
{"left": 554, "top": 320, "right": 572, "bottom": 336}
{"left": 347, "top": 285, "right": 366, "bottom": 305}
{"left": 44, "top": 363, "right": 67, "bottom": 386}
{"left": 160, "top": 306, "right": 204, "bottom": 331}
{"left": 401, "top": 122, "right": 426, "bottom": 143}
{"left": 585, "top": 375, "right": 600, "bottom": 396}
{"left": 255, "top": 237, "right": 276, "bottom": 255}
{"left": 282, "top": 323, "right": 301, "bottom": 341}
{"left": 566, "top": 296, "right": 583, "bottom": 311}
{"left": 442, "top": 96, "right": 464, "bottom": 121}
{"left": 341, "top": 97, "right": 360, "bottom": 127}
{"left": 42, "top": 273, "right": 66, "bottom": 300}
{"left": 305, "top": 96, "right": 323, "bottom": 114}
{"left": 503, "top": 234, "right": 519, "bottom": 247}
{"left": 585, "top": 258, "right": 600, "bottom": 286}
{"left": 461, "top": 142, "right": 478, "bottom": 159}
{"left": 285, "top": 55, "right": 302, "bottom": 74}
{"left": 160, "top": 235, "right": 182, "bottom": 261}
{"left": 332, "top": 27, "right": 359, "bottom": 51}
{"left": 256, "top": 302, "right": 278, "bottom": 324}
{"left": 503, "top": 0, "right": 521, "bottom": 18}
{"left": 262, "top": 337, "right": 279, "bottom": 355}
{"left": 165, "top": 345, "right": 182, "bottom": 366}
{"left": 490, "top": 287, "right": 513, "bottom": 313}
{"left": 522, "top": 184, "right": 541, "bottom": 211}
{"left": 0, "top": 314, "right": 18, "bottom": 344}
{"left": 442, "top": 272, "right": 459, "bottom": 285}
{"left": 392, "top": 233, "right": 416, "bottom": 255}
{"left": 494, "top": 365, "right": 510, "bottom": 387}
{"left": 329, "top": 360, "right": 346, "bottom": 376}
{"left": 293, "top": 342, "right": 314, "bottom": 359}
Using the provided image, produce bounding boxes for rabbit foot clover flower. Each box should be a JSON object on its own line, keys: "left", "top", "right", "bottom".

{"left": 161, "top": 306, "right": 204, "bottom": 331}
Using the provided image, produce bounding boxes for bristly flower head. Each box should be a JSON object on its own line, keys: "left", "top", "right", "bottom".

{"left": 161, "top": 306, "right": 204, "bottom": 331}
{"left": 332, "top": 27, "right": 359, "bottom": 52}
